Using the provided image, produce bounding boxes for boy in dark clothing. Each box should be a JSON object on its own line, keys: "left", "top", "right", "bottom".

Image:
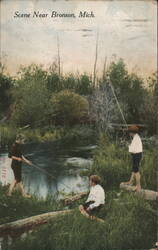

{"left": 8, "top": 135, "right": 32, "bottom": 197}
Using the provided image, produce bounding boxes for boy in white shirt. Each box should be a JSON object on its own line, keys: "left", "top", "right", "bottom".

{"left": 79, "top": 175, "right": 105, "bottom": 217}
{"left": 124, "top": 125, "right": 143, "bottom": 192}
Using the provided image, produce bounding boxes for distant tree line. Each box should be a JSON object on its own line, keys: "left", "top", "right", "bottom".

{"left": 0, "top": 59, "right": 157, "bottom": 135}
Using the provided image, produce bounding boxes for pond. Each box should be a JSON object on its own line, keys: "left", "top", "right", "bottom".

{"left": 0, "top": 142, "right": 96, "bottom": 198}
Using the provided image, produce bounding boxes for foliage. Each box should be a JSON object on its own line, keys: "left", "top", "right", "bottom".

{"left": 47, "top": 71, "right": 93, "bottom": 95}
{"left": 0, "top": 134, "right": 157, "bottom": 249}
{"left": 89, "top": 83, "right": 120, "bottom": 132}
{"left": 59, "top": 125, "right": 96, "bottom": 146}
{"left": 51, "top": 90, "right": 89, "bottom": 126}
{"left": 8, "top": 194, "right": 157, "bottom": 250}
{"left": 141, "top": 72, "right": 158, "bottom": 134}
{"left": 0, "top": 61, "right": 157, "bottom": 135}
{"left": 0, "top": 184, "right": 62, "bottom": 224}
{"left": 10, "top": 64, "right": 50, "bottom": 127}
{"left": 86, "top": 134, "right": 157, "bottom": 191}
{"left": 105, "top": 59, "right": 146, "bottom": 124}
{"left": 0, "top": 60, "right": 157, "bottom": 250}
{"left": 0, "top": 125, "right": 96, "bottom": 148}
{"left": 0, "top": 72, "right": 13, "bottom": 118}
{"left": 0, "top": 125, "right": 17, "bottom": 149}
{"left": 141, "top": 149, "right": 157, "bottom": 190}
{"left": 87, "top": 135, "right": 130, "bottom": 190}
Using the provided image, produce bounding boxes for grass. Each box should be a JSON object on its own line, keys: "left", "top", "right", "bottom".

{"left": 0, "top": 134, "right": 157, "bottom": 250}
{"left": 0, "top": 185, "right": 64, "bottom": 224}
{"left": 3, "top": 193, "right": 157, "bottom": 250}
{"left": 85, "top": 134, "right": 157, "bottom": 191}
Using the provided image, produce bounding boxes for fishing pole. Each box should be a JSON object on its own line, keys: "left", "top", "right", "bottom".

{"left": 106, "top": 76, "right": 129, "bottom": 143}
{"left": 29, "top": 162, "right": 71, "bottom": 190}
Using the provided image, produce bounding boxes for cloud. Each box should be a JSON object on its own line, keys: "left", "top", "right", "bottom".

{"left": 0, "top": 0, "right": 157, "bottom": 77}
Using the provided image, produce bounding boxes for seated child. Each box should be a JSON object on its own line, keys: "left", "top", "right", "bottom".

{"left": 79, "top": 175, "right": 105, "bottom": 217}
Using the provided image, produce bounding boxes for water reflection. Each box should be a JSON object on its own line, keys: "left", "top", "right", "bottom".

{"left": 0, "top": 144, "right": 94, "bottom": 198}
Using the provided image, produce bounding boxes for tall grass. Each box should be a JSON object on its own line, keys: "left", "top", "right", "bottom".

{"left": 7, "top": 194, "right": 157, "bottom": 250}
{"left": 86, "top": 134, "right": 157, "bottom": 191}
{"left": 85, "top": 135, "right": 130, "bottom": 190}
{"left": 0, "top": 135, "right": 157, "bottom": 250}
{"left": 0, "top": 185, "right": 63, "bottom": 224}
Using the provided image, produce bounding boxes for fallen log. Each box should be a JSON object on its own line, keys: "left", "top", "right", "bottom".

{"left": 0, "top": 209, "right": 72, "bottom": 237}
{"left": 120, "top": 183, "right": 158, "bottom": 200}
{"left": 79, "top": 205, "right": 105, "bottom": 223}
{"left": 64, "top": 192, "right": 88, "bottom": 205}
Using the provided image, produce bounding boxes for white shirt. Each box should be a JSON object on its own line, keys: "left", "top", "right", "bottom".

{"left": 128, "top": 133, "right": 143, "bottom": 154}
{"left": 86, "top": 184, "right": 105, "bottom": 209}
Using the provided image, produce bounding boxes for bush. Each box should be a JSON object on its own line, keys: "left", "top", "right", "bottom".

{"left": 60, "top": 125, "right": 96, "bottom": 146}
{"left": 51, "top": 90, "right": 89, "bottom": 126}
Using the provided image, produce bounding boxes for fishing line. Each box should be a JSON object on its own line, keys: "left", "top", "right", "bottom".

{"left": 30, "top": 163, "right": 71, "bottom": 190}
{"left": 17, "top": 127, "right": 71, "bottom": 190}
{"left": 106, "top": 77, "right": 129, "bottom": 142}
{"left": 108, "top": 80, "right": 128, "bottom": 129}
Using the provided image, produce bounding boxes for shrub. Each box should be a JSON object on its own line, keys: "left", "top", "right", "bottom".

{"left": 51, "top": 90, "right": 89, "bottom": 126}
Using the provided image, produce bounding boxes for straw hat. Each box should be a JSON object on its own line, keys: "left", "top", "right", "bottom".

{"left": 128, "top": 125, "right": 139, "bottom": 133}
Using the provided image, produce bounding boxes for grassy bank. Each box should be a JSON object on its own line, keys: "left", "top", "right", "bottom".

{"left": 0, "top": 136, "right": 157, "bottom": 250}
{"left": 0, "top": 185, "right": 65, "bottom": 225}
{"left": 84, "top": 135, "right": 157, "bottom": 191}
{"left": 2, "top": 193, "right": 157, "bottom": 250}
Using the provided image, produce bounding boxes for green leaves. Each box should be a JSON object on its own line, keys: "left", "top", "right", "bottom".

{"left": 51, "top": 90, "right": 89, "bottom": 126}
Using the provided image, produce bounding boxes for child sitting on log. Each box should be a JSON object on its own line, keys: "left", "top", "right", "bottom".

{"left": 79, "top": 175, "right": 105, "bottom": 220}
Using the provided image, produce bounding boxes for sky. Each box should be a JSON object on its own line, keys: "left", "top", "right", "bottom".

{"left": 0, "top": 0, "right": 157, "bottom": 78}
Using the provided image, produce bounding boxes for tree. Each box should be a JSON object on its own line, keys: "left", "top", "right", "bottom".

{"left": 11, "top": 64, "right": 50, "bottom": 127}
{"left": 89, "top": 83, "right": 120, "bottom": 132}
{"left": 51, "top": 90, "right": 89, "bottom": 126}
{"left": 76, "top": 74, "right": 93, "bottom": 96}
{"left": 105, "top": 59, "right": 146, "bottom": 124}
{"left": 0, "top": 72, "right": 13, "bottom": 118}
{"left": 141, "top": 72, "right": 158, "bottom": 134}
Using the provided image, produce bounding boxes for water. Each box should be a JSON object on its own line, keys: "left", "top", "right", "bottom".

{"left": 0, "top": 142, "right": 95, "bottom": 198}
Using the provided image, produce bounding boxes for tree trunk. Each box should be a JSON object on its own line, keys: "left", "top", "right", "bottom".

{"left": 120, "top": 183, "right": 158, "bottom": 200}
{"left": 64, "top": 192, "right": 88, "bottom": 205}
{"left": 0, "top": 209, "right": 72, "bottom": 237}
